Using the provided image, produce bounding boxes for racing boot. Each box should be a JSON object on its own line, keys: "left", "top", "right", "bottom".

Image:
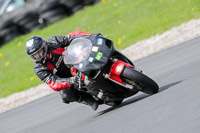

{"left": 78, "top": 92, "right": 99, "bottom": 111}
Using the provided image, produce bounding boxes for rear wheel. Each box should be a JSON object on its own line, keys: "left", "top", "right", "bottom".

{"left": 121, "top": 67, "right": 159, "bottom": 94}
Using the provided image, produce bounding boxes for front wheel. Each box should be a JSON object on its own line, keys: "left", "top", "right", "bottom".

{"left": 121, "top": 67, "right": 159, "bottom": 94}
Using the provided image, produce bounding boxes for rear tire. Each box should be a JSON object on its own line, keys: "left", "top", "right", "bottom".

{"left": 121, "top": 67, "right": 159, "bottom": 94}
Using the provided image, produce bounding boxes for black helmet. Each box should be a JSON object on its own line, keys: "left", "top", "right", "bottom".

{"left": 25, "top": 36, "right": 48, "bottom": 63}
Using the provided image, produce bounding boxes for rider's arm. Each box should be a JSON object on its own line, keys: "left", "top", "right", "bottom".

{"left": 34, "top": 63, "right": 72, "bottom": 91}
{"left": 46, "top": 35, "right": 70, "bottom": 48}
{"left": 46, "top": 30, "right": 91, "bottom": 47}
{"left": 67, "top": 30, "right": 91, "bottom": 38}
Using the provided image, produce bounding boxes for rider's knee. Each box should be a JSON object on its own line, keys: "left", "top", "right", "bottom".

{"left": 59, "top": 87, "right": 80, "bottom": 103}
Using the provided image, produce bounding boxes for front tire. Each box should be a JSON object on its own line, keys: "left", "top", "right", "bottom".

{"left": 121, "top": 67, "right": 159, "bottom": 94}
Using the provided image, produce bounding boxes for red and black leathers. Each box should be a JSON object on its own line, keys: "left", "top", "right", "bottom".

{"left": 33, "top": 31, "right": 91, "bottom": 91}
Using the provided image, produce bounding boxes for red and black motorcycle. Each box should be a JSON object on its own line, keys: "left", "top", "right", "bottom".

{"left": 63, "top": 34, "right": 159, "bottom": 106}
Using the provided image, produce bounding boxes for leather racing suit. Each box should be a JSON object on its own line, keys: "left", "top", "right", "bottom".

{"left": 33, "top": 31, "right": 97, "bottom": 105}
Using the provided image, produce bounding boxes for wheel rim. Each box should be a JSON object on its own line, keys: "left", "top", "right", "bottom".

{"left": 123, "top": 78, "right": 154, "bottom": 94}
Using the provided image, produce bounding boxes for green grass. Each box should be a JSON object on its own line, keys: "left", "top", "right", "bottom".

{"left": 0, "top": 0, "right": 200, "bottom": 98}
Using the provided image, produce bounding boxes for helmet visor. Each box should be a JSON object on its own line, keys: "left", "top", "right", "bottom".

{"left": 29, "top": 45, "right": 47, "bottom": 62}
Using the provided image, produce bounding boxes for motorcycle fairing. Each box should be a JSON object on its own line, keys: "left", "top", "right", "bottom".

{"left": 65, "top": 35, "right": 113, "bottom": 76}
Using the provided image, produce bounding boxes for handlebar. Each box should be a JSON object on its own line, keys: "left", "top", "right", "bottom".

{"left": 78, "top": 72, "right": 82, "bottom": 90}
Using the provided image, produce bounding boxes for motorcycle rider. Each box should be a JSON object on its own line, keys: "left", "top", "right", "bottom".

{"left": 25, "top": 31, "right": 99, "bottom": 110}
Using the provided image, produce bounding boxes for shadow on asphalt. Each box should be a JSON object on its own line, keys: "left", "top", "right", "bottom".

{"left": 159, "top": 80, "right": 182, "bottom": 92}
{"left": 95, "top": 81, "right": 182, "bottom": 117}
{"left": 95, "top": 94, "right": 149, "bottom": 117}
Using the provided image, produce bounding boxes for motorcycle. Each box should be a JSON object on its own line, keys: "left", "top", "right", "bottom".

{"left": 63, "top": 34, "right": 159, "bottom": 107}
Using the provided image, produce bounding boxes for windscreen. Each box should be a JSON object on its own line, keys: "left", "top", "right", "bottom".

{"left": 0, "top": 0, "right": 5, "bottom": 9}
{"left": 64, "top": 38, "right": 92, "bottom": 65}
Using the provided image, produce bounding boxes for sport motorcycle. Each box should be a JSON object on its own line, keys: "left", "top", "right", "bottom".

{"left": 63, "top": 34, "right": 159, "bottom": 106}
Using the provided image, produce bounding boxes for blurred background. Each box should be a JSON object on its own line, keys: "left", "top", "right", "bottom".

{"left": 0, "top": 0, "right": 200, "bottom": 99}
{"left": 0, "top": 0, "right": 99, "bottom": 45}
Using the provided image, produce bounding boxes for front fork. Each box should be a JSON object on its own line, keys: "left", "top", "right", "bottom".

{"left": 82, "top": 59, "right": 140, "bottom": 90}
{"left": 83, "top": 59, "right": 137, "bottom": 100}
{"left": 103, "top": 59, "right": 135, "bottom": 90}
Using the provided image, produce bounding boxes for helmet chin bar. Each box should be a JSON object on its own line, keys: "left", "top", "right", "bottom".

{"left": 29, "top": 44, "right": 48, "bottom": 63}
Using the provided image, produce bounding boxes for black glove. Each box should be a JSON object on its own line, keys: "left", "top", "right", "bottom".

{"left": 69, "top": 72, "right": 83, "bottom": 89}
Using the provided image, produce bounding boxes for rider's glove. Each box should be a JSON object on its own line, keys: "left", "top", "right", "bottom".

{"left": 69, "top": 72, "right": 83, "bottom": 89}
{"left": 69, "top": 76, "right": 78, "bottom": 86}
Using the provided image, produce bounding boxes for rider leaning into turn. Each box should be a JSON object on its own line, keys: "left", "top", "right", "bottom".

{"left": 25, "top": 31, "right": 99, "bottom": 110}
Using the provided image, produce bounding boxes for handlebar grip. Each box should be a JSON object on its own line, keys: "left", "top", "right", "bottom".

{"left": 78, "top": 72, "right": 82, "bottom": 90}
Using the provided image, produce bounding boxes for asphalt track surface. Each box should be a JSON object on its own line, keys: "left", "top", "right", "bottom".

{"left": 1, "top": 37, "right": 200, "bottom": 133}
